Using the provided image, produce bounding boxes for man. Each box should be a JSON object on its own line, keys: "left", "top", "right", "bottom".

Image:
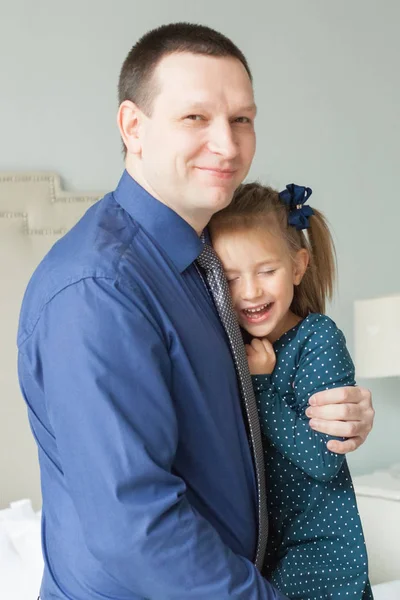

{"left": 18, "top": 23, "right": 374, "bottom": 599}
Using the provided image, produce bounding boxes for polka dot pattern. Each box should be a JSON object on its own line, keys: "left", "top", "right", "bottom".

{"left": 196, "top": 241, "right": 268, "bottom": 570}
{"left": 253, "top": 314, "right": 373, "bottom": 599}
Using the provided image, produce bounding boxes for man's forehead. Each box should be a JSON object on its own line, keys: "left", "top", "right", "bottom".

{"left": 155, "top": 52, "right": 252, "bottom": 86}
{"left": 156, "top": 50, "right": 247, "bottom": 70}
{"left": 153, "top": 52, "right": 254, "bottom": 107}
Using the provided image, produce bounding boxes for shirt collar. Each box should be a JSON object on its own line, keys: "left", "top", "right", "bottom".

{"left": 114, "top": 170, "right": 203, "bottom": 273}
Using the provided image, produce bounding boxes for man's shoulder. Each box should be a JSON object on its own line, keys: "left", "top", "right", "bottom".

{"left": 18, "top": 192, "right": 146, "bottom": 343}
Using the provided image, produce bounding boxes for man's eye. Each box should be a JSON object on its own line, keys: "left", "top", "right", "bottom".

{"left": 185, "top": 115, "right": 204, "bottom": 121}
{"left": 234, "top": 117, "right": 251, "bottom": 124}
{"left": 260, "top": 270, "right": 276, "bottom": 276}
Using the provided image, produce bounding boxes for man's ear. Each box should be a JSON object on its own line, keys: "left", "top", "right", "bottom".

{"left": 117, "top": 100, "right": 145, "bottom": 156}
{"left": 293, "top": 248, "right": 309, "bottom": 285}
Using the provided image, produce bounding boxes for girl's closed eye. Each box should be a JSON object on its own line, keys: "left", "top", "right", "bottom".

{"left": 259, "top": 269, "right": 277, "bottom": 276}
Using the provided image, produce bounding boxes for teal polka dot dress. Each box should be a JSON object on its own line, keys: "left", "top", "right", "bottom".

{"left": 252, "top": 313, "right": 373, "bottom": 599}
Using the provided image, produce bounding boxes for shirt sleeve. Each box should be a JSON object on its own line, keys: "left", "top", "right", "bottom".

{"left": 253, "top": 316, "right": 356, "bottom": 483}
{"left": 30, "top": 276, "right": 287, "bottom": 600}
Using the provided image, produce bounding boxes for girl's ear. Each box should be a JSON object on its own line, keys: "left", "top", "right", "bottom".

{"left": 293, "top": 248, "right": 309, "bottom": 285}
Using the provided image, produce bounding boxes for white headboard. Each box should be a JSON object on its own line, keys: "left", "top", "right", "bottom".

{"left": 0, "top": 172, "right": 102, "bottom": 508}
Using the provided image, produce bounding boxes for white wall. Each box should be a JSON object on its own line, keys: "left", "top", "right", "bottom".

{"left": 1, "top": 0, "right": 399, "bottom": 487}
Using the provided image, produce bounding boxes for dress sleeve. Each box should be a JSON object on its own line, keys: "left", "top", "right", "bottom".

{"left": 253, "top": 315, "right": 356, "bottom": 482}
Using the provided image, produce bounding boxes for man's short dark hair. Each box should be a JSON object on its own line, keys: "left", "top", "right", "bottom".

{"left": 118, "top": 22, "right": 252, "bottom": 117}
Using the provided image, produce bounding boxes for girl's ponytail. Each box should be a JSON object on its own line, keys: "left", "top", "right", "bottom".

{"left": 291, "top": 209, "right": 336, "bottom": 317}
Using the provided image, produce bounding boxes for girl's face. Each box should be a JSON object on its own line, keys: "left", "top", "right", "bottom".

{"left": 212, "top": 225, "right": 308, "bottom": 342}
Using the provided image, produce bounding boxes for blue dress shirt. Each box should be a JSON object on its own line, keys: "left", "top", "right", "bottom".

{"left": 17, "top": 171, "right": 287, "bottom": 599}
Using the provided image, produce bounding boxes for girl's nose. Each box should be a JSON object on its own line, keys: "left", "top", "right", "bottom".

{"left": 241, "top": 278, "right": 263, "bottom": 301}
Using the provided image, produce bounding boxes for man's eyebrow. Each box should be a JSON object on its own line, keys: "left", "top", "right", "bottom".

{"left": 246, "top": 104, "right": 258, "bottom": 115}
{"left": 180, "top": 102, "right": 257, "bottom": 115}
{"left": 236, "top": 104, "right": 257, "bottom": 114}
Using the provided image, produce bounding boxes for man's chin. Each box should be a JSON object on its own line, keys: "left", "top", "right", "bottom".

{"left": 206, "top": 188, "right": 236, "bottom": 212}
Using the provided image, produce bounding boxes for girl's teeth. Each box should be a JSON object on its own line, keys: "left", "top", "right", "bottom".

{"left": 244, "top": 303, "right": 271, "bottom": 315}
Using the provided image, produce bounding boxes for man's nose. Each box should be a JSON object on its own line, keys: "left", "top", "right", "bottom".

{"left": 207, "top": 121, "right": 238, "bottom": 160}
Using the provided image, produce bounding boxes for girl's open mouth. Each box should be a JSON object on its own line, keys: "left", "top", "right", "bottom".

{"left": 242, "top": 302, "right": 274, "bottom": 322}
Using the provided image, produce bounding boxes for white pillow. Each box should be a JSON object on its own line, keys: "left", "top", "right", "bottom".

{"left": 372, "top": 580, "right": 400, "bottom": 600}
{"left": 0, "top": 499, "right": 43, "bottom": 600}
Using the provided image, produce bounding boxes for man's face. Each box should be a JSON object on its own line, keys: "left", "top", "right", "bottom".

{"left": 132, "top": 52, "right": 256, "bottom": 232}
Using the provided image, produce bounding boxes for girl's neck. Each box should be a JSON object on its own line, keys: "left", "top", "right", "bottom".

{"left": 268, "top": 311, "right": 303, "bottom": 344}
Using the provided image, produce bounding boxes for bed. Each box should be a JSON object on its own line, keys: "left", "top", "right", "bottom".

{"left": 0, "top": 171, "right": 399, "bottom": 598}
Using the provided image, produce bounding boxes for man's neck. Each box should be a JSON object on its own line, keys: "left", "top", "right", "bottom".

{"left": 124, "top": 163, "right": 209, "bottom": 236}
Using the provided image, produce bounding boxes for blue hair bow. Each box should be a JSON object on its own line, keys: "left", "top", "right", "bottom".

{"left": 279, "top": 184, "right": 314, "bottom": 230}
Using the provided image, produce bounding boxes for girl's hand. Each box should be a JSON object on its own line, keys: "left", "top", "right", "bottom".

{"left": 245, "top": 337, "right": 276, "bottom": 375}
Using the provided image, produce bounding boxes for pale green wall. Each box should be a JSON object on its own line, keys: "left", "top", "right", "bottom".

{"left": 1, "top": 0, "right": 399, "bottom": 475}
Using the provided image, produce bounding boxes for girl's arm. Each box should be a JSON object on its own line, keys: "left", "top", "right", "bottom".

{"left": 253, "top": 316, "right": 355, "bottom": 482}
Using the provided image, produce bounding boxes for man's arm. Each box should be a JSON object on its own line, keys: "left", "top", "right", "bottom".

{"left": 32, "top": 276, "right": 286, "bottom": 600}
{"left": 301, "top": 318, "right": 375, "bottom": 455}
{"left": 253, "top": 376, "right": 345, "bottom": 482}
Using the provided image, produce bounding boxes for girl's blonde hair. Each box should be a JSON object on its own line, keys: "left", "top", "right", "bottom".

{"left": 209, "top": 182, "right": 336, "bottom": 318}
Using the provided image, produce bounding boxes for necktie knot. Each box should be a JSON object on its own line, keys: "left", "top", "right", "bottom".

{"left": 196, "top": 242, "right": 223, "bottom": 273}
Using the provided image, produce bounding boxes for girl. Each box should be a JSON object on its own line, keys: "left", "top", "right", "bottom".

{"left": 209, "top": 182, "right": 373, "bottom": 600}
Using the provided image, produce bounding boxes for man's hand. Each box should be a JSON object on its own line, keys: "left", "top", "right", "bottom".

{"left": 305, "top": 386, "right": 375, "bottom": 454}
{"left": 245, "top": 337, "right": 276, "bottom": 375}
